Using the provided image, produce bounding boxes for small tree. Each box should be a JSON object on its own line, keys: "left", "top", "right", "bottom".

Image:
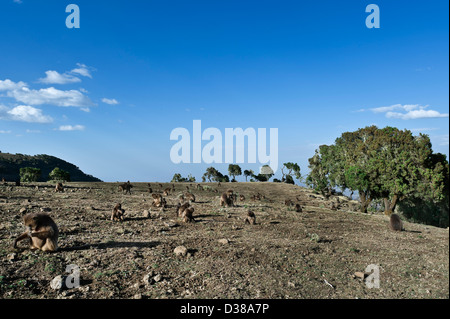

{"left": 20, "top": 167, "right": 41, "bottom": 182}
{"left": 281, "top": 162, "right": 301, "bottom": 184}
{"left": 48, "top": 167, "right": 71, "bottom": 182}
{"left": 243, "top": 169, "right": 254, "bottom": 182}
{"left": 228, "top": 164, "right": 242, "bottom": 182}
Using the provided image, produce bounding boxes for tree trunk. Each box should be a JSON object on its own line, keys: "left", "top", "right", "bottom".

{"left": 383, "top": 195, "right": 399, "bottom": 215}
{"left": 360, "top": 191, "right": 372, "bottom": 214}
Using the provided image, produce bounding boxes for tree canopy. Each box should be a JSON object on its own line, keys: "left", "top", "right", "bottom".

{"left": 307, "top": 126, "right": 449, "bottom": 216}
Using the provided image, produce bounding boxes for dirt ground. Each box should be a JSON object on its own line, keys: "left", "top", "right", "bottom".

{"left": 0, "top": 182, "right": 448, "bottom": 299}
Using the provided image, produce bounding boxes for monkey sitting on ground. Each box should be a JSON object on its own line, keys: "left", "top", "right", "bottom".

{"left": 152, "top": 193, "right": 166, "bottom": 208}
{"left": 389, "top": 214, "right": 404, "bottom": 231}
{"left": 245, "top": 211, "right": 256, "bottom": 225}
{"left": 295, "top": 204, "right": 302, "bottom": 212}
{"left": 176, "top": 202, "right": 190, "bottom": 217}
{"left": 185, "top": 192, "right": 196, "bottom": 203}
{"left": 13, "top": 212, "right": 59, "bottom": 252}
{"left": 182, "top": 206, "right": 195, "bottom": 223}
{"left": 285, "top": 199, "right": 294, "bottom": 206}
{"left": 111, "top": 203, "right": 126, "bottom": 222}
{"left": 55, "top": 182, "right": 64, "bottom": 193}
{"left": 220, "top": 192, "right": 234, "bottom": 207}
{"left": 163, "top": 188, "right": 171, "bottom": 196}
{"left": 240, "top": 195, "right": 245, "bottom": 202}
{"left": 147, "top": 183, "right": 153, "bottom": 193}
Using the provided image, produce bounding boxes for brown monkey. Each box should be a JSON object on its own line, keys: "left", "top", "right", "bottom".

{"left": 389, "top": 214, "right": 403, "bottom": 231}
{"left": 240, "top": 194, "right": 245, "bottom": 202}
{"left": 181, "top": 206, "right": 195, "bottom": 223}
{"left": 13, "top": 212, "right": 59, "bottom": 252}
{"left": 295, "top": 204, "right": 302, "bottom": 212}
{"left": 111, "top": 203, "right": 126, "bottom": 221}
{"left": 158, "top": 183, "right": 163, "bottom": 189}
{"left": 147, "top": 183, "right": 153, "bottom": 193}
{"left": 163, "top": 188, "right": 171, "bottom": 196}
{"left": 176, "top": 202, "right": 191, "bottom": 217}
{"left": 185, "top": 192, "right": 196, "bottom": 203}
{"left": 172, "top": 184, "right": 176, "bottom": 192}
{"left": 196, "top": 184, "right": 203, "bottom": 191}
{"left": 218, "top": 182, "right": 221, "bottom": 187}
{"left": 285, "top": 199, "right": 294, "bottom": 206}
{"left": 220, "top": 192, "right": 234, "bottom": 207}
{"left": 55, "top": 182, "right": 64, "bottom": 193}
{"left": 245, "top": 211, "right": 256, "bottom": 225}
{"left": 119, "top": 181, "right": 133, "bottom": 194}
{"left": 152, "top": 194, "right": 166, "bottom": 208}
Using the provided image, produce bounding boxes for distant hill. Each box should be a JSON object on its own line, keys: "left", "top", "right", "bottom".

{"left": 0, "top": 152, "right": 102, "bottom": 182}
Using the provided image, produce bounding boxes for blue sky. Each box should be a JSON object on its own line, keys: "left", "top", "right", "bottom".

{"left": 0, "top": 0, "right": 448, "bottom": 182}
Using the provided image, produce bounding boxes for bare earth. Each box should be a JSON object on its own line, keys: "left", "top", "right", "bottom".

{"left": 0, "top": 182, "right": 448, "bottom": 299}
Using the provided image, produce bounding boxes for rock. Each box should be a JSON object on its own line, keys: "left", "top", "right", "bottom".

{"left": 218, "top": 238, "right": 229, "bottom": 245}
{"left": 143, "top": 210, "right": 150, "bottom": 218}
{"left": 143, "top": 272, "right": 155, "bottom": 285}
{"left": 50, "top": 275, "right": 68, "bottom": 290}
{"left": 19, "top": 208, "right": 27, "bottom": 214}
{"left": 174, "top": 245, "right": 188, "bottom": 257}
{"left": 40, "top": 207, "right": 51, "bottom": 213}
{"left": 153, "top": 274, "right": 162, "bottom": 282}
{"left": 354, "top": 272, "right": 366, "bottom": 279}
{"left": 7, "top": 253, "right": 17, "bottom": 261}
{"left": 22, "top": 199, "right": 31, "bottom": 205}
{"left": 133, "top": 293, "right": 143, "bottom": 299}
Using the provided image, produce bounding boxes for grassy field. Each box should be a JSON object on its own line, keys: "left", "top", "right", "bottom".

{"left": 0, "top": 181, "right": 448, "bottom": 299}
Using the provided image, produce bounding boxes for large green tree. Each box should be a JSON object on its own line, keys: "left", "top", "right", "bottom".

{"left": 281, "top": 162, "right": 301, "bottom": 184}
{"left": 48, "top": 167, "right": 71, "bottom": 182}
{"left": 228, "top": 164, "right": 242, "bottom": 182}
{"left": 307, "top": 126, "right": 449, "bottom": 216}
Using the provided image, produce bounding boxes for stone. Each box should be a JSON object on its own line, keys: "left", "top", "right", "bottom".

{"left": 174, "top": 246, "right": 188, "bottom": 256}
{"left": 218, "top": 238, "right": 229, "bottom": 245}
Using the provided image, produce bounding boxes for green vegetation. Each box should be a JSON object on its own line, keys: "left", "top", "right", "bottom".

{"left": 48, "top": 167, "right": 71, "bottom": 182}
{"left": 19, "top": 167, "right": 41, "bottom": 182}
{"left": 306, "top": 126, "right": 449, "bottom": 227}
{"left": 0, "top": 152, "right": 101, "bottom": 182}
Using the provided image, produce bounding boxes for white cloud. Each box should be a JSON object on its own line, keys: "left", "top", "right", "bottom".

{"left": 13, "top": 0, "right": 23, "bottom": 4}
{"left": 70, "top": 63, "right": 93, "bottom": 78}
{"left": 0, "top": 130, "right": 12, "bottom": 134}
{"left": 386, "top": 109, "right": 449, "bottom": 120}
{"left": 7, "top": 86, "right": 93, "bottom": 107}
{"left": 0, "top": 105, "right": 53, "bottom": 123}
{"left": 56, "top": 125, "right": 85, "bottom": 131}
{"left": 26, "top": 129, "right": 41, "bottom": 134}
{"left": 102, "top": 98, "right": 119, "bottom": 105}
{"left": 369, "top": 104, "right": 448, "bottom": 120}
{"left": 0, "top": 79, "right": 27, "bottom": 91}
{"left": 371, "top": 104, "right": 423, "bottom": 113}
{"left": 38, "top": 70, "right": 81, "bottom": 85}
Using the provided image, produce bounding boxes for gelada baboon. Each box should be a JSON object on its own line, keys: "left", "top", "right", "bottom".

{"left": 119, "top": 181, "right": 133, "bottom": 194}
{"left": 220, "top": 192, "right": 234, "bottom": 207}
{"left": 176, "top": 202, "right": 190, "bottom": 217}
{"left": 389, "top": 214, "right": 403, "bottom": 231}
{"left": 185, "top": 192, "right": 196, "bottom": 203}
{"left": 111, "top": 203, "right": 126, "bottom": 222}
{"left": 176, "top": 202, "right": 194, "bottom": 222}
{"left": 295, "top": 204, "right": 302, "bottom": 212}
{"left": 163, "top": 188, "right": 171, "bottom": 196}
{"left": 55, "top": 182, "right": 64, "bottom": 193}
{"left": 245, "top": 211, "right": 256, "bottom": 225}
{"left": 240, "top": 195, "right": 245, "bottom": 202}
{"left": 147, "top": 183, "right": 153, "bottom": 193}
{"left": 285, "top": 199, "right": 294, "bottom": 206}
{"left": 152, "top": 193, "right": 166, "bottom": 208}
{"left": 14, "top": 212, "right": 59, "bottom": 252}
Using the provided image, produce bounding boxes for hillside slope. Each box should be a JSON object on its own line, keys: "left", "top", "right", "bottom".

{"left": 0, "top": 182, "right": 448, "bottom": 299}
{"left": 0, "top": 152, "right": 101, "bottom": 182}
